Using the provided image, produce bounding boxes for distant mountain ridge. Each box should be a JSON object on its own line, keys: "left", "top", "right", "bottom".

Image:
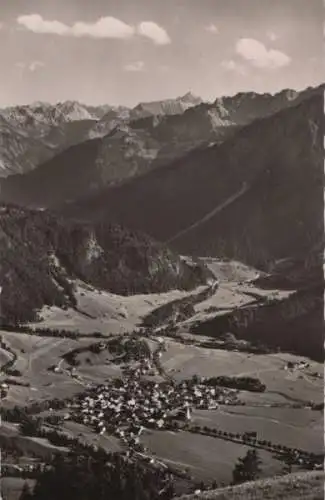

{"left": 0, "top": 94, "right": 203, "bottom": 178}
{"left": 0, "top": 101, "right": 103, "bottom": 177}
{"left": 210, "top": 86, "right": 320, "bottom": 125}
{"left": 0, "top": 84, "right": 322, "bottom": 206}
{"left": 131, "top": 91, "right": 203, "bottom": 118}
{"left": 0, "top": 84, "right": 322, "bottom": 180}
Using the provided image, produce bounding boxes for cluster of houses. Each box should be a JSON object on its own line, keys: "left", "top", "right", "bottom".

{"left": 71, "top": 375, "right": 238, "bottom": 448}
{"left": 122, "top": 355, "right": 157, "bottom": 378}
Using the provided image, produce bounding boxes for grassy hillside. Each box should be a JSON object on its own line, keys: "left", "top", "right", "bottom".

{"left": 176, "top": 471, "right": 324, "bottom": 500}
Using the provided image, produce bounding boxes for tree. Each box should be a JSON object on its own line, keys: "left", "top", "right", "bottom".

{"left": 282, "top": 452, "right": 296, "bottom": 474}
{"left": 20, "top": 416, "right": 43, "bottom": 437}
{"left": 232, "top": 450, "right": 262, "bottom": 485}
{"left": 28, "top": 453, "right": 175, "bottom": 500}
{"left": 191, "top": 374, "right": 200, "bottom": 385}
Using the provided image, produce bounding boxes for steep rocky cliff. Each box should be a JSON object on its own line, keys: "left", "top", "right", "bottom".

{"left": 0, "top": 205, "right": 209, "bottom": 324}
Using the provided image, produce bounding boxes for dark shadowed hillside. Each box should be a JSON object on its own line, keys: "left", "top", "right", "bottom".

{"left": 0, "top": 118, "right": 99, "bottom": 178}
{"left": 0, "top": 204, "right": 209, "bottom": 324}
{"left": 60, "top": 92, "right": 323, "bottom": 271}
{"left": 191, "top": 283, "right": 323, "bottom": 361}
{"left": 253, "top": 243, "right": 324, "bottom": 290}
{"left": 0, "top": 112, "right": 237, "bottom": 207}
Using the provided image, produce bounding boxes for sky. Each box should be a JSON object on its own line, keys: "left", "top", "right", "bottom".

{"left": 0, "top": 0, "right": 323, "bottom": 107}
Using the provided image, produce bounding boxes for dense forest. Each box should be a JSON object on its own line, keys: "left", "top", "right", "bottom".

{"left": 0, "top": 204, "right": 210, "bottom": 324}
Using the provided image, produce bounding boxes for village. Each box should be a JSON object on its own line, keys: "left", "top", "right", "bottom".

{"left": 69, "top": 346, "right": 239, "bottom": 450}
{"left": 0, "top": 325, "right": 323, "bottom": 497}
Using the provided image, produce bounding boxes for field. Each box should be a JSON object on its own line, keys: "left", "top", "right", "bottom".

{"left": 0, "top": 422, "right": 70, "bottom": 460}
{"left": 192, "top": 407, "right": 323, "bottom": 453}
{"left": 142, "top": 429, "right": 283, "bottom": 483}
{"left": 1, "top": 478, "right": 36, "bottom": 500}
{"left": 27, "top": 281, "right": 207, "bottom": 334}
{"left": 176, "top": 471, "right": 325, "bottom": 500}
{"left": 201, "top": 258, "right": 260, "bottom": 283}
{"left": 61, "top": 420, "right": 122, "bottom": 453}
{"left": 0, "top": 331, "right": 95, "bottom": 406}
{"left": 159, "top": 340, "right": 323, "bottom": 404}
{"left": 190, "top": 281, "right": 291, "bottom": 320}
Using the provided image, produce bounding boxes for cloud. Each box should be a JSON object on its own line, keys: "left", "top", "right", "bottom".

{"left": 71, "top": 18, "right": 135, "bottom": 39}
{"left": 16, "top": 60, "right": 45, "bottom": 72}
{"left": 16, "top": 14, "right": 171, "bottom": 45}
{"left": 236, "top": 38, "right": 291, "bottom": 69}
{"left": 221, "top": 59, "right": 247, "bottom": 76}
{"left": 17, "top": 14, "right": 70, "bottom": 35}
{"left": 17, "top": 14, "right": 135, "bottom": 39}
{"left": 124, "top": 61, "right": 145, "bottom": 72}
{"left": 137, "top": 21, "right": 171, "bottom": 45}
{"left": 205, "top": 24, "right": 219, "bottom": 34}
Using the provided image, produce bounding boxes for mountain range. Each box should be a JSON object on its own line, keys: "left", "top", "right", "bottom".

{"left": 0, "top": 92, "right": 202, "bottom": 178}
{"left": 0, "top": 83, "right": 323, "bottom": 320}
{"left": 0, "top": 85, "right": 321, "bottom": 188}
{"left": 59, "top": 89, "right": 323, "bottom": 271}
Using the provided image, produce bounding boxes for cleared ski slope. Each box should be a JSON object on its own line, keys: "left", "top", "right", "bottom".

{"left": 166, "top": 182, "right": 249, "bottom": 244}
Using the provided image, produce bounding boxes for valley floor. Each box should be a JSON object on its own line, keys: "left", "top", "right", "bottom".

{"left": 0, "top": 259, "right": 323, "bottom": 499}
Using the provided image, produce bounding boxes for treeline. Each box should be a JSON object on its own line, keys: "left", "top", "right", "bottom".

{"left": 1, "top": 323, "right": 104, "bottom": 339}
{"left": 202, "top": 376, "right": 266, "bottom": 392}
{"left": 187, "top": 424, "right": 323, "bottom": 469}
{"left": 142, "top": 281, "right": 216, "bottom": 329}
